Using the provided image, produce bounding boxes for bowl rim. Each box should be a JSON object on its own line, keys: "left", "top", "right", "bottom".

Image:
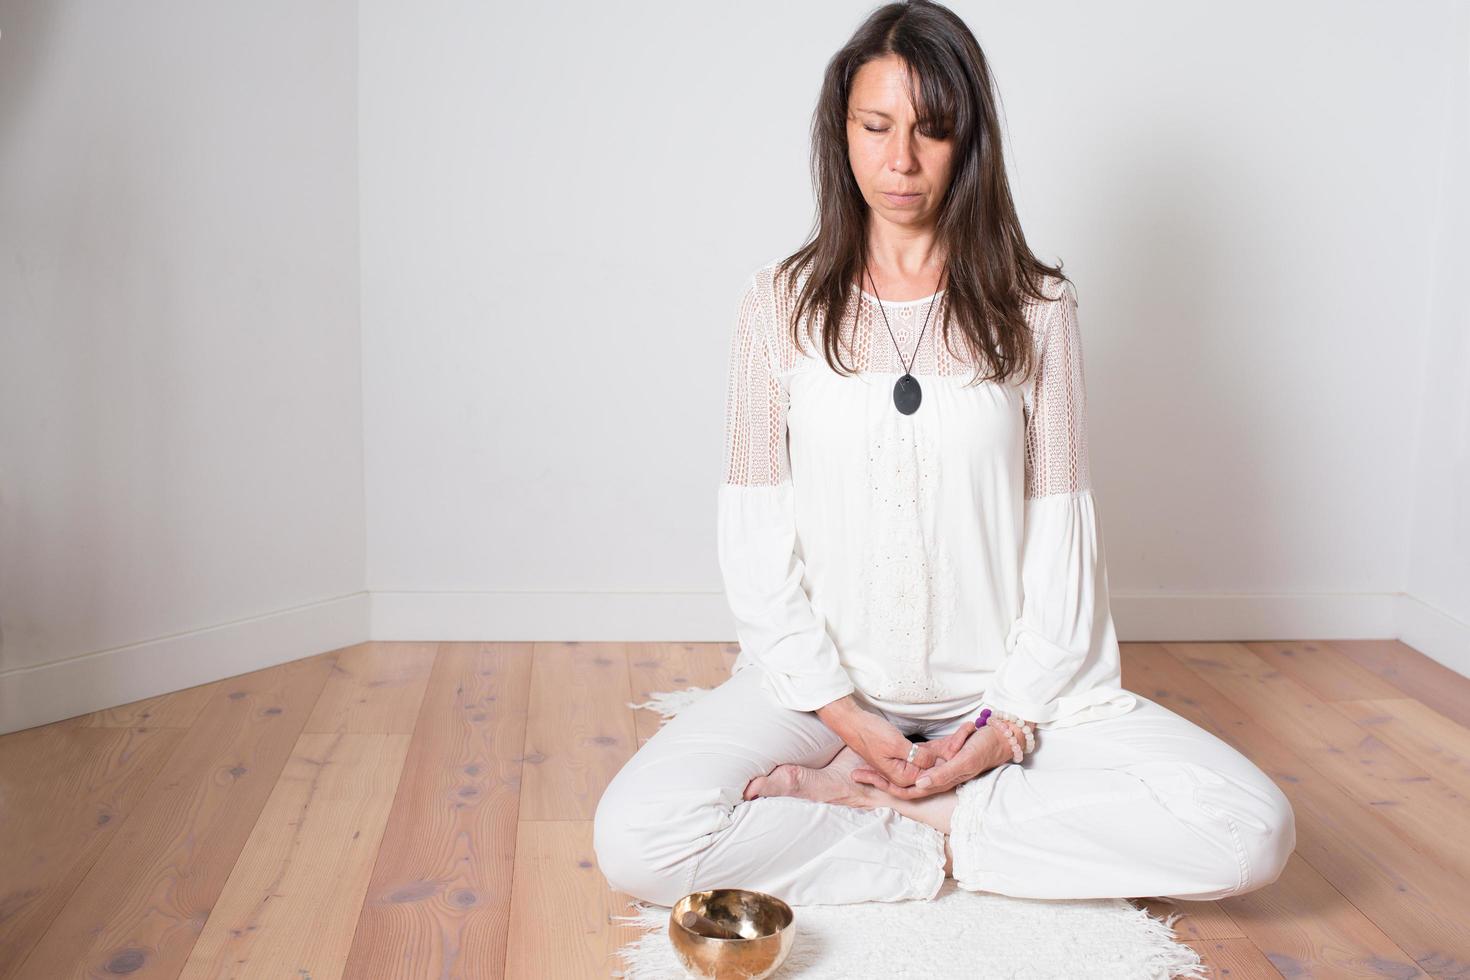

{"left": 668, "top": 888, "right": 794, "bottom": 942}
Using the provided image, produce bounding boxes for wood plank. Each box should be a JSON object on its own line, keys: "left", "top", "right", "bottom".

{"left": 4, "top": 711, "right": 91, "bottom": 737}
{"left": 1244, "top": 641, "right": 1406, "bottom": 702}
{"left": 504, "top": 820, "right": 644, "bottom": 980}
{"left": 720, "top": 642, "right": 740, "bottom": 675}
{"left": 1131, "top": 897, "right": 1244, "bottom": 942}
{"left": 305, "top": 641, "right": 437, "bottom": 734}
{"left": 0, "top": 726, "right": 182, "bottom": 978}
{"left": 1330, "top": 639, "right": 1470, "bottom": 729}
{"left": 1161, "top": 641, "right": 1470, "bottom": 884}
{"left": 627, "top": 642, "right": 733, "bottom": 747}
{"left": 342, "top": 642, "right": 533, "bottom": 980}
{"left": 81, "top": 680, "right": 225, "bottom": 729}
{"left": 519, "top": 643, "right": 637, "bottom": 821}
{"left": 179, "top": 731, "right": 413, "bottom": 978}
{"left": 1218, "top": 852, "right": 1424, "bottom": 976}
{"left": 1181, "top": 938, "right": 1285, "bottom": 978}
{"left": 1120, "top": 645, "right": 1470, "bottom": 974}
{"left": 15, "top": 653, "right": 337, "bottom": 979}
{"left": 1333, "top": 698, "right": 1470, "bottom": 803}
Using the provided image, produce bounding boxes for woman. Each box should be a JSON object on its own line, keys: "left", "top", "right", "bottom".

{"left": 594, "top": 0, "right": 1295, "bottom": 908}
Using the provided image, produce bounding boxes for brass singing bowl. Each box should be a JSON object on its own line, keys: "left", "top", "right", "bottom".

{"left": 667, "top": 888, "right": 796, "bottom": 979}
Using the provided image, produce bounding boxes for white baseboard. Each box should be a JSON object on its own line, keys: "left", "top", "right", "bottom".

{"left": 3, "top": 589, "right": 1464, "bottom": 737}
{"left": 0, "top": 593, "right": 370, "bottom": 736}
{"left": 1107, "top": 591, "right": 1401, "bottom": 640}
{"left": 1396, "top": 592, "right": 1470, "bottom": 680}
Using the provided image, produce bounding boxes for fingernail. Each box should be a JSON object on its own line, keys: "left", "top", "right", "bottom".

{"left": 916, "top": 776, "right": 931, "bottom": 788}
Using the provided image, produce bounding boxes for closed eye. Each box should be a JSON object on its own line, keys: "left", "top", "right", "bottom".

{"left": 864, "top": 124, "right": 949, "bottom": 139}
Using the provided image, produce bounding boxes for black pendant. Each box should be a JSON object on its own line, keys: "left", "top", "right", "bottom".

{"left": 893, "top": 373, "right": 922, "bottom": 415}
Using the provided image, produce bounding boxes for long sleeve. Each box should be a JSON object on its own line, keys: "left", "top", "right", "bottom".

{"left": 716, "top": 273, "right": 856, "bottom": 713}
{"left": 981, "top": 281, "right": 1135, "bottom": 729}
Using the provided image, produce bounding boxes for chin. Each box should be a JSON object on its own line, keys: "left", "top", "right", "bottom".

{"left": 876, "top": 206, "right": 929, "bottom": 224}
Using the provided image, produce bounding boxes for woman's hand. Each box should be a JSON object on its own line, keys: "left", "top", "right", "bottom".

{"left": 835, "top": 706, "right": 952, "bottom": 789}
{"left": 852, "top": 722, "right": 1010, "bottom": 800}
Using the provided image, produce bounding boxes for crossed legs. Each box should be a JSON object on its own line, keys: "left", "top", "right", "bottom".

{"left": 593, "top": 665, "right": 1295, "bottom": 907}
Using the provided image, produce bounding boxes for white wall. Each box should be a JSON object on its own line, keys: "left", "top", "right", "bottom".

{"left": 1403, "top": 1, "right": 1470, "bottom": 660}
{"left": 2, "top": 1, "right": 1465, "bottom": 735}
{"left": 360, "top": 0, "right": 1469, "bottom": 665}
{"left": 0, "top": 1, "right": 366, "bottom": 733}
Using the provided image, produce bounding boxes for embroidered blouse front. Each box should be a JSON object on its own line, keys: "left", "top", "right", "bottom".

{"left": 717, "top": 259, "right": 1137, "bottom": 729}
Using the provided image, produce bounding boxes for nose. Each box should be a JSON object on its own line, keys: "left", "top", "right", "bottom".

{"left": 888, "top": 130, "right": 918, "bottom": 174}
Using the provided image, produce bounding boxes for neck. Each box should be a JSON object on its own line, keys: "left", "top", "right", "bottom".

{"left": 864, "top": 215, "right": 946, "bottom": 282}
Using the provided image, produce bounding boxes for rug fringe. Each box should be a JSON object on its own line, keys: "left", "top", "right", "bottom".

{"left": 626, "top": 686, "right": 712, "bottom": 722}
{"left": 609, "top": 901, "right": 676, "bottom": 980}
{"left": 1126, "top": 903, "right": 1211, "bottom": 980}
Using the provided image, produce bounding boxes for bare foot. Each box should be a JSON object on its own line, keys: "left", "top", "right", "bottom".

{"left": 743, "top": 746, "right": 875, "bottom": 809}
{"left": 821, "top": 744, "right": 867, "bottom": 780}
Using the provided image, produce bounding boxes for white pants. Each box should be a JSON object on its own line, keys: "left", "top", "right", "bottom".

{"left": 593, "top": 665, "right": 1296, "bottom": 908}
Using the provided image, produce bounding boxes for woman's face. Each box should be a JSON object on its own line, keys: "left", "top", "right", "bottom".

{"left": 845, "top": 54, "right": 956, "bottom": 232}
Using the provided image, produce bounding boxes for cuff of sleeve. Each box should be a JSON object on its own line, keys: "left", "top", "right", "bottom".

{"left": 980, "top": 689, "right": 1054, "bottom": 728}
{"left": 981, "top": 619, "right": 1084, "bottom": 725}
{"left": 758, "top": 667, "right": 855, "bottom": 713}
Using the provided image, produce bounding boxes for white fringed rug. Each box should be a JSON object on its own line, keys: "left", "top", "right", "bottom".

{"left": 611, "top": 686, "right": 1209, "bottom": 980}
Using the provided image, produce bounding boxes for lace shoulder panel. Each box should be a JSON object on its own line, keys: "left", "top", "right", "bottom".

{"left": 720, "top": 266, "right": 789, "bottom": 487}
{"left": 1023, "top": 276, "right": 1092, "bottom": 498}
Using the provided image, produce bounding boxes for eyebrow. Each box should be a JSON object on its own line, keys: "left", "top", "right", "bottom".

{"left": 852, "top": 107, "right": 896, "bottom": 118}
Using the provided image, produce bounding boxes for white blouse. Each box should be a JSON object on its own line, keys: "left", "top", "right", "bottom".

{"left": 716, "top": 259, "right": 1138, "bottom": 730}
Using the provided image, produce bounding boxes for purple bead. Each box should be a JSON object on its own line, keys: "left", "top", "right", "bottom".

{"left": 975, "top": 707, "right": 991, "bottom": 729}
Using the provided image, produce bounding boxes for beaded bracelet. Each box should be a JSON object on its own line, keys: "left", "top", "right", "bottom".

{"left": 995, "top": 719, "right": 1024, "bottom": 763}
{"left": 974, "top": 707, "right": 1036, "bottom": 762}
{"left": 979, "top": 705, "right": 1036, "bottom": 754}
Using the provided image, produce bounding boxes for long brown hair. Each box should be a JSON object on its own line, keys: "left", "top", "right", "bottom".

{"left": 776, "top": 0, "right": 1069, "bottom": 388}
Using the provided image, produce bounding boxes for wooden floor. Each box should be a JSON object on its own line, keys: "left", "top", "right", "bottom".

{"left": 1, "top": 639, "right": 1468, "bottom": 978}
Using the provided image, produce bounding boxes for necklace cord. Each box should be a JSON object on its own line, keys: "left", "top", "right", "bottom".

{"left": 863, "top": 261, "right": 948, "bottom": 376}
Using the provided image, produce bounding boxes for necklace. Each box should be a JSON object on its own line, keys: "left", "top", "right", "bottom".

{"left": 864, "top": 261, "right": 947, "bottom": 415}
